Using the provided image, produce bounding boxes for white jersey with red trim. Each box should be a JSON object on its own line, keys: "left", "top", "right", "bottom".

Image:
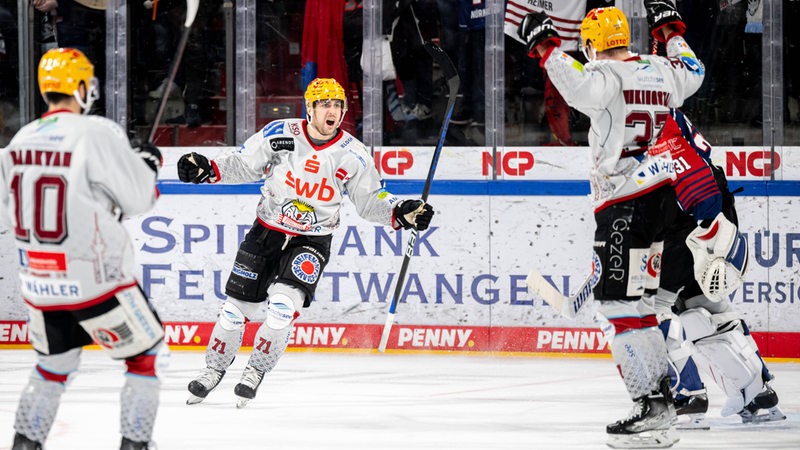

{"left": 505, "top": 0, "right": 587, "bottom": 51}
{"left": 542, "top": 36, "right": 705, "bottom": 211}
{"left": 211, "top": 118, "right": 400, "bottom": 236}
{"left": 0, "top": 111, "right": 158, "bottom": 310}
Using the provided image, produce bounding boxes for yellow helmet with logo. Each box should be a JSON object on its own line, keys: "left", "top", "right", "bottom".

{"left": 38, "top": 47, "right": 99, "bottom": 112}
{"left": 580, "top": 7, "right": 630, "bottom": 54}
{"left": 304, "top": 78, "right": 347, "bottom": 111}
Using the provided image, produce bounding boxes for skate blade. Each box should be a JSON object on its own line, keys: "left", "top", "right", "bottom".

{"left": 742, "top": 406, "right": 787, "bottom": 424}
{"left": 186, "top": 394, "right": 206, "bottom": 405}
{"left": 235, "top": 397, "right": 251, "bottom": 409}
{"left": 607, "top": 427, "right": 679, "bottom": 449}
{"left": 674, "top": 414, "right": 710, "bottom": 430}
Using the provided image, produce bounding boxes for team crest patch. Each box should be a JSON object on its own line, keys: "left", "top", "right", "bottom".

{"left": 292, "top": 252, "right": 320, "bottom": 284}
{"left": 92, "top": 328, "right": 121, "bottom": 349}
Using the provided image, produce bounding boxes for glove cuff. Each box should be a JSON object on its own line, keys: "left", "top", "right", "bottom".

{"left": 651, "top": 21, "right": 686, "bottom": 43}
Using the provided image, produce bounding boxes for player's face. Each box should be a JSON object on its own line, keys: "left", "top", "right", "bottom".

{"left": 310, "top": 99, "right": 344, "bottom": 137}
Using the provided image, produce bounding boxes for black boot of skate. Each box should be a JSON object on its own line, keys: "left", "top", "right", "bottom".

{"left": 606, "top": 378, "right": 679, "bottom": 448}
{"left": 738, "top": 384, "right": 786, "bottom": 423}
{"left": 187, "top": 367, "right": 226, "bottom": 405}
{"left": 120, "top": 436, "right": 154, "bottom": 450}
{"left": 12, "top": 433, "right": 42, "bottom": 450}
{"left": 673, "top": 392, "right": 709, "bottom": 430}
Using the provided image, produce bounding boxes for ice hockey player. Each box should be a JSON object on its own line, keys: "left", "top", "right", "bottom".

{"left": 2, "top": 48, "right": 166, "bottom": 450}
{"left": 177, "top": 77, "right": 435, "bottom": 408}
{"left": 518, "top": 2, "right": 705, "bottom": 447}
{"left": 652, "top": 108, "right": 786, "bottom": 427}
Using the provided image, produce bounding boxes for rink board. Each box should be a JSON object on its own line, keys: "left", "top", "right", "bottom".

{"left": 1, "top": 146, "right": 799, "bottom": 357}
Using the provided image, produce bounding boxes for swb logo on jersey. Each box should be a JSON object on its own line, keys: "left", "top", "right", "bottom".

{"left": 292, "top": 252, "right": 320, "bottom": 284}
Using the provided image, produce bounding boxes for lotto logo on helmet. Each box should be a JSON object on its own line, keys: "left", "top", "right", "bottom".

{"left": 292, "top": 252, "right": 320, "bottom": 284}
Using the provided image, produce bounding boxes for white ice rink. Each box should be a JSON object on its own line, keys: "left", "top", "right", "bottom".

{"left": 0, "top": 349, "right": 798, "bottom": 450}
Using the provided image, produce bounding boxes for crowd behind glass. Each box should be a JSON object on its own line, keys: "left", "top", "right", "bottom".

{"left": 1, "top": 0, "right": 798, "bottom": 160}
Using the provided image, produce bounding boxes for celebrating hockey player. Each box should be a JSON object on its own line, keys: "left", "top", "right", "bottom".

{"left": 518, "top": 2, "right": 704, "bottom": 447}
{"left": 1, "top": 48, "right": 166, "bottom": 450}
{"left": 177, "top": 77, "right": 435, "bottom": 408}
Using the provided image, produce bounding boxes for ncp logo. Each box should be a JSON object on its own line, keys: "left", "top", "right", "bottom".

{"left": 726, "top": 150, "right": 781, "bottom": 177}
{"left": 481, "top": 151, "right": 535, "bottom": 176}
{"left": 374, "top": 149, "right": 414, "bottom": 175}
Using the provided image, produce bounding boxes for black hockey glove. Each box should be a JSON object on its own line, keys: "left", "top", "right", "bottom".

{"left": 517, "top": 11, "right": 562, "bottom": 58}
{"left": 394, "top": 200, "right": 435, "bottom": 231}
{"left": 177, "top": 152, "right": 215, "bottom": 184}
{"left": 644, "top": 0, "right": 686, "bottom": 42}
{"left": 131, "top": 139, "right": 162, "bottom": 175}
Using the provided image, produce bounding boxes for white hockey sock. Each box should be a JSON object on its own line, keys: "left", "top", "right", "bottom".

{"left": 14, "top": 376, "right": 65, "bottom": 443}
{"left": 120, "top": 375, "right": 160, "bottom": 443}
{"left": 246, "top": 320, "right": 292, "bottom": 374}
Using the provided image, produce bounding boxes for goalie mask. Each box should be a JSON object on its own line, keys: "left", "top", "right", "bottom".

{"left": 686, "top": 212, "right": 749, "bottom": 302}
{"left": 580, "top": 7, "right": 630, "bottom": 61}
{"left": 304, "top": 78, "right": 347, "bottom": 128}
{"left": 38, "top": 47, "right": 99, "bottom": 114}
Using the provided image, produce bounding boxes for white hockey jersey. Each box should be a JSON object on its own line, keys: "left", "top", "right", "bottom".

{"left": 542, "top": 36, "right": 705, "bottom": 211}
{"left": 211, "top": 119, "right": 400, "bottom": 236}
{"left": 0, "top": 110, "right": 158, "bottom": 310}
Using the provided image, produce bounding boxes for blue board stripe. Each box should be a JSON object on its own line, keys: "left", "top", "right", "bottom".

{"left": 156, "top": 180, "right": 800, "bottom": 196}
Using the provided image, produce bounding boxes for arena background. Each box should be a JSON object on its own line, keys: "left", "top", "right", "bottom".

{"left": 1, "top": 145, "right": 799, "bottom": 359}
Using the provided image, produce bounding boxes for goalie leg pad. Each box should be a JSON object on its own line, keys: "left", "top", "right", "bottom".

{"left": 680, "top": 309, "right": 763, "bottom": 416}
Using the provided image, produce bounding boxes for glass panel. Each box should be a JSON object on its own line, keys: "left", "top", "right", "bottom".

{"left": 0, "top": 3, "right": 20, "bottom": 147}
{"left": 785, "top": 0, "right": 799, "bottom": 145}
{"left": 130, "top": 1, "right": 227, "bottom": 146}
{"left": 678, "top": 0, "right": 763, "bottom": 146}
{"left": 501, "top": 1, "right": 591, "bottom": 147}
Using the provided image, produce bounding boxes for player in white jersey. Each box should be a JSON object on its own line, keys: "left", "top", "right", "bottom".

{"left": 1, "top": 48, "right": 166, "bottom": 450}
{"left": 518, "top": 2, "right": 704, "bottom": 447}
{"left": 177, "top": 77, "right": 435, "bottom": 408}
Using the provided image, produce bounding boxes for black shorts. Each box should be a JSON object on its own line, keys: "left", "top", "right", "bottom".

{"left": 27, "top": 284, "right": 163, "bottom": 357}
{"left": 592, "top": 186, "right": 685, "bottom": 301}
{"left": 224, "top": 221, "right": 332, "bottom": 307}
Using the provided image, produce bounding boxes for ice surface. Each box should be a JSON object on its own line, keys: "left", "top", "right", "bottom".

{"left": 1, "top": 350, "right": 798, "bottom": 449}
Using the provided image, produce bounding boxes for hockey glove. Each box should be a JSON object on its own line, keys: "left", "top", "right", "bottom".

{"left": 177, "top": 152, "right": 215, "bottom": 184}
{"left": 131, "top": 139, "right": 163, "bottom": 175}
{"left": 644, "top": 0, "right": 686, "bottom": 42}
{"left": 393, "top": 200, "right": 435, "bottom": 231}
{"left": 517, "top": 11, "right": 562, "bottom": 58}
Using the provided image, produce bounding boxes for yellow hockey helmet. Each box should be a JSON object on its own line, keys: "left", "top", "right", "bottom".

{"left": 304, "top": 78, "right": 347, "bottom": 111}
{"left": 38, "top": 47, "right": 99, "bottom": 112}
{"left": 580, "top": 7, "right": 630, "bottom": 53}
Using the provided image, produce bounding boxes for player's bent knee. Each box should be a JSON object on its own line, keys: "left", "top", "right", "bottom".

{"left": 219, "top": 300, "right": 248, "bottom": 331}
{"left": 266, "top": 284, "right": 303, "bottom": 330}
{"left": 36, "top": 348, "right": 82, "bottom": 383}
{"left": 679, "top": 307, "right": 717, "bottom": 342}
{"left": 125, "top": 342, "right": 169, "bottom": 380}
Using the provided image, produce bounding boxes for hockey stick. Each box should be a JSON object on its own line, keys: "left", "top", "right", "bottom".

{"left": 377, "top": 42, "right": 460, "bottom": 353}
{"left": 147, "top": 0, "right": 200, "bottom": 143}
{"left": 525, "top": 256, "right": 601, "bottom": 318}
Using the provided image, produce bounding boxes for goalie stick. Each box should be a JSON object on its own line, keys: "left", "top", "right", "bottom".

{"left": 525, "top": 255, "right": 602, "bottom": 318}
{"left": 147, "top": 0, "right": 200, "bottom": 143}
{"left": 377, "top": 42, "right": 460, "bottom": 353}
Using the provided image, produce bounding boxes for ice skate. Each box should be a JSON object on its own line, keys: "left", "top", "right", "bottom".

{"left": 120, "top": 436, "right": 157, "bottom": 450}
{"left": 12, "top": 432, "right": 42, "bottom": 450}
{"left": 234, "top": 365, "right": 265, "bottom": 409}
{"left": 673, "top": 392, "right": 709, "bottom": 430}
{"left": 606, "top": 379, "right": 678, "bottom": 449}
{"left": 738, "top": 384, "right": 786, "bottom": 424}
{"left": 186, "top": 367, "right": 225, "bottom": 405}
